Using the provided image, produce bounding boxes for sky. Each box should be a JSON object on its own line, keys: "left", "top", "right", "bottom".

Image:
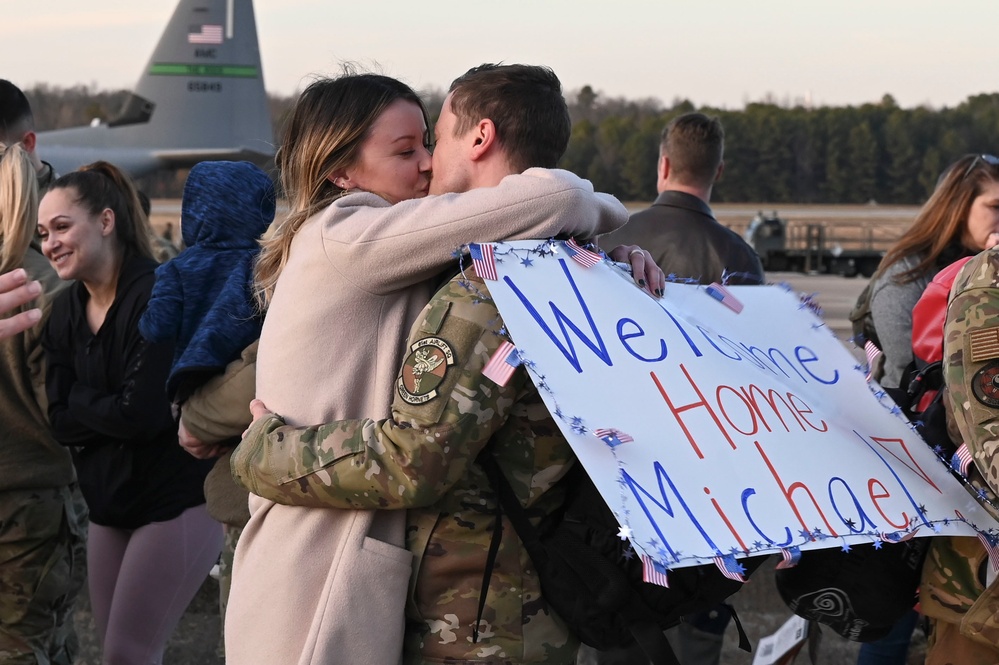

{"left": 4, "top": 0, "right": 997, "bottom": 110}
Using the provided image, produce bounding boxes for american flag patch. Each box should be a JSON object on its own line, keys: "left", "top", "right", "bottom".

{"left": 774, "top": 546, "right": 801, "bottom": 570}
{"left": 970, "top": 328, "right": 999, "bottom": 362}
{"left": 705, "top": 283, "right": 743, "bottom": 314}
{"left": 951, "top": 443, "right": 974, "bottom": 477}
{"left": 593, "top": 428, "right": 634, "bottom": 448}
{"left": 482, "top": 341, "right": 520, "bottom": 386}
{"left": 562, "top": 238, "right": 602, "bottom": 268}
{"left": 468, "top": 243, "right": 498, "bottom": 281}
{"left": 979, "top": 532, "right": 999, "bottom": 572}
{"left": 712, "top": 555, "right": 747, "bottom": 583}
{"left": 864, "top": 340, "right": 882, "bottom": 381}
{"left": 641, "top": 555, "right": 670, "bottom": 588}
{"left": 188, "top": 24, "right": 224, "bottom": 44}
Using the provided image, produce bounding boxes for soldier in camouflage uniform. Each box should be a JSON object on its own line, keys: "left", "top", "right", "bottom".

{"left": 0, "top": 143, "right": 86, "bottom": 664}
{"left": 232, "top": 268, "right": 580, "bottom": 664}
{"left": 927, "top": 244, "right": 999, "bottom": 665}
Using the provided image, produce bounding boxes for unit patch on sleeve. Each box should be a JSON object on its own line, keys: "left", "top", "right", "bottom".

{"left": 398, "top": 337, "right": 456, "bottom": 405}
{"left": 972, "top": 360, "right": 999, "bottom": 408}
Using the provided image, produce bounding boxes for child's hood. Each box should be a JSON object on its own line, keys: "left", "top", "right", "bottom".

{"left": 180, "top": 160, "right": 276, "bottom": 249}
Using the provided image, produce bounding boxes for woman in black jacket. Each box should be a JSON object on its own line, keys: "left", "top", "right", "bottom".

{"left": 38, "top": 161, "right": 221, "bottom": 664}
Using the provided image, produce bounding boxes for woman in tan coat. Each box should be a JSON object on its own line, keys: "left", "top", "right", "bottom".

{"left": 225, "top": 70, "right": 642, "bottom": 665}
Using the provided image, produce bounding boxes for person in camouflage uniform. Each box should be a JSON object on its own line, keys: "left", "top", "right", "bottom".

{"left": 0, "top": 144, "right": 86, "bottom": 664}
{"left": 233, "top": 267, "right": 582, "bottom": 664}
{"left": 926, "top": 158, "right": 999, "bottom": 665}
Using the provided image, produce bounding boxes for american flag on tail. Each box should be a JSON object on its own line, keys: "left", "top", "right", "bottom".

{"left": 188, "top": 24, "right": 223, "bottom": 44}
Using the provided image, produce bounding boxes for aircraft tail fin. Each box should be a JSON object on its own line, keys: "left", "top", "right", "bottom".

{"left": 41, "top": 0, "right": 274, "bottom": 177}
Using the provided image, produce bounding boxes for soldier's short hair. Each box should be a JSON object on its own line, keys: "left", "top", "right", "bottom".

{"left": 447, "top": 64, "right": 571, "bottom": 173}
{"left": 0, "top": 80, "right": 34, "bottom": 145}
{"left": 661, "top": 113, "right": 725, "bottom": 189}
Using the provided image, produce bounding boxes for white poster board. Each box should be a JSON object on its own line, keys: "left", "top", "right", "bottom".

{"left": 480, "top": 240, "right": 999, "bottom": 575}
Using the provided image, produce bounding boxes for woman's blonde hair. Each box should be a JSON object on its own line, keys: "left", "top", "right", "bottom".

{"left": 0, "top": 142, "right": 39, "bottom": 274}
{"left": 253, "top": 72, "right": 428, "bottom": 310}
{"left": 876, "top": 153, "right": 999, "bottom": 284}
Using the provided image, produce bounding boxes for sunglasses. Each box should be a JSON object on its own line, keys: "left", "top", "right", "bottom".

{"left": 962, "top": 153, "right": 999, "bottom": 180}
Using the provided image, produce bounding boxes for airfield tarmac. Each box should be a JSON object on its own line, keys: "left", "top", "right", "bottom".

{"left": 94, "top": 205, "right": 907, "bottom": 664}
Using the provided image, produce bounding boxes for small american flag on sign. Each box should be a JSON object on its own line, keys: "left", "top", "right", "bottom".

{"left": 979, "top": 532, "right": 999, "bottom": 572}
{"left": 641, "top": 554, "right": 670, "bottom": 588}
{"left": 879, "top": 529, "right": 918, "bottom": 544}
{"left": 482, "top": 341, "right": 520, "bottom": 387}
{"left": 864, "top": 340, "right": 882, "bottom": 381}
{"left": 562, "top": 238, "right": 602, "bottom": 268}
{"left": 188, "top": 24, "right": 224, "bottom": 44}
{"left": 593, "top": 428, "right": 634, "bottom": 448}
{"left": 705, "top": 283, "right": 743, "bottom": 314}
{"left": 468, "top": 243, "right": 498, "bottom": 281}
{"left": 951, "top": 443, "right": 974, "bottom": 477}
{"left": 712, "top": 555, "right": 747, "bottom": 583}
{"left": 774, "top": 546, "right": 801, "bottom": 570}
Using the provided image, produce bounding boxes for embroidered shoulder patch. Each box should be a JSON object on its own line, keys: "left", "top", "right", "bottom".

{"left": 398, "top": 337, "right": 456, "bottom": 405}
{"left": 972, "top": 360, "right": 999, "bottom": 408}
{"left": 970, "top": 327, "right": 999, "bottom": 363}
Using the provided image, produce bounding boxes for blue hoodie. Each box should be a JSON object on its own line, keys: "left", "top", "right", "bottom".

{"left": 139, "top": 160, "right": 275, "bottom": 400}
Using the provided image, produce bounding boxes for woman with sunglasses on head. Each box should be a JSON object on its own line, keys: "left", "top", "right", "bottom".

{"left": 858, "top": 153, "right": 999, "bottom": 665}
{"left": 868, "top": 153, "right": 999, "bottom": 391}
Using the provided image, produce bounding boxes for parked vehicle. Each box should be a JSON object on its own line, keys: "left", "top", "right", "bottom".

{"left": 745, "top": 211, "right": 886, "bottom": 277}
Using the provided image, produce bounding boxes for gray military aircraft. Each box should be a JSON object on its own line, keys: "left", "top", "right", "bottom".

{"left": 39, "top": 0, "right": 274, "bottom": 178}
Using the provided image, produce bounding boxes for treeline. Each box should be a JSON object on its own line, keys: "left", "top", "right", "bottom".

{"left": 23, "top": 84, "right": 999, "bottom": 203}
{"left": 560, "top": 87, "right": 999, "bottom": 204}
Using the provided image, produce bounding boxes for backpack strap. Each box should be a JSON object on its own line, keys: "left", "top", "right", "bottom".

{"left": 473, "top": 472, "right": 504, "bottom": 643}
{"left": 478, "top": 452, "right": 681, "bottom": 665}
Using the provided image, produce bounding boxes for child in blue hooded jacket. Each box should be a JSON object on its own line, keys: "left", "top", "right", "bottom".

{"left": 139, "top": 160, "right": 274, "bottom": 402}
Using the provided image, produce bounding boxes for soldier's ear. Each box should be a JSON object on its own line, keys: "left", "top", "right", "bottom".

{"left": 20, "top": 130, "right": 36, "bottom": 153}
{"left": 715, "top": 161, "right": 725, "bottom": 183}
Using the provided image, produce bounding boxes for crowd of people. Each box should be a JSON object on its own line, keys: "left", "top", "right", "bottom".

{"left": 4, "top": 59, "right": 999, "bottom": 665}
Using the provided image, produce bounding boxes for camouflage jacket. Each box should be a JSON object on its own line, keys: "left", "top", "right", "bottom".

{"left": 923, "top": 249, "right": 999, "bottom": 644}
{"left": 231, "top": 271, "right": 578, "bottom": 665}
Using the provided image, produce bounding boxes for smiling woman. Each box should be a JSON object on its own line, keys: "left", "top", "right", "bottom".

{"left": 37, "top": 161, "right": 221, "bottom": 664}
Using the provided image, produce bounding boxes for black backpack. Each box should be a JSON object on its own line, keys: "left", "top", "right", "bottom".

{"left": 478, "top": 453, "right": 766, "bottom": 665}
{"left": 776, "top": 261, "right": 975, "bottom": 642}
{"left": 848, "top": 280, "right": 886, "bottom": 382}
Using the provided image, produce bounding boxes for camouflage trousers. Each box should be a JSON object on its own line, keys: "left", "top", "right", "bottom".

{"left": 0, "top": 485, "right": 88, "bottom": 665}
{"left": 216, "top": 524, "right": 242, "bottom": 658}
